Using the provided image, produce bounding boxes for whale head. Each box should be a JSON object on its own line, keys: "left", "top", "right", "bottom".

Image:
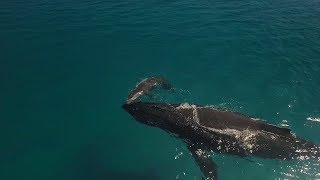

{"left": 122, "top": 101, "right": 186, "bottom": 132}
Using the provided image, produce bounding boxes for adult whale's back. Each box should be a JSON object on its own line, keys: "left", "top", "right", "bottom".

{"left": 197, "top": 107, "right": 291, "bottom": 136}
{"left": 194, "top": 105, "right": 319, "bottom": 159}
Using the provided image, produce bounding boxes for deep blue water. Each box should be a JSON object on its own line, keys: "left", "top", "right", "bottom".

{"left": 1, "top": 0, "right": 320, "bottom": 179}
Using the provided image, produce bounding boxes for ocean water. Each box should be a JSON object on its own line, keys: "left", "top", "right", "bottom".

{"left": 1, "top": 0, "right": 320, "bottom": 179}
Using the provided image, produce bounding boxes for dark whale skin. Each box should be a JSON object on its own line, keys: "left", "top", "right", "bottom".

{"left": 123, "top": 102, "right": 320, "bottom": 179}
{"left": 123, "top": 102, "right": 319, "bottom": 159}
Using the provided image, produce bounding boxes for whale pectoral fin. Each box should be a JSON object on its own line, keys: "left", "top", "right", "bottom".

{"left": 187, "top": 145, "right": 218, "bottom": 180}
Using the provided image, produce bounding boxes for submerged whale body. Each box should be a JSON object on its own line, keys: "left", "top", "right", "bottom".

{"left": 122, "top": 77, "right": 320, "bottom": 180}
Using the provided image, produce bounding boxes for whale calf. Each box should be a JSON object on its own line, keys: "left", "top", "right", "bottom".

{"left": 126, "top": 77, "right": 172, "bottom": 104}
{"left": 123, "top": 77, "right": 320, "bottom": 180}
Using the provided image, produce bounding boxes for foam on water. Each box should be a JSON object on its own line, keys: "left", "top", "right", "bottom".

{"left": 307, "top": 117, "right": 320, "bottom": 123}
{"left": 176, "top": 103, "right": 193, "bottom": 110}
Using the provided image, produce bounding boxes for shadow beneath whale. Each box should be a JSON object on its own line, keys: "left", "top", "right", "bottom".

{"left": 105, "top": 170, "right": 161, "bottom": 180}
{"left": 60, "top": 144, "right": 162, "bottom": 180}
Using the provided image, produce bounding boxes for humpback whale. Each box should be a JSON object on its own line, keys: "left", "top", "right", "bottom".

{"left": 126, "top": 77, "right": 172, "bottom": 104}
{"left": 122, "top": 77, "right": 320, "bottom": 180}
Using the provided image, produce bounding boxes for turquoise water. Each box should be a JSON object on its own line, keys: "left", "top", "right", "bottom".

{"left": 1, "top": 0, "right": 320, "bottom": 179}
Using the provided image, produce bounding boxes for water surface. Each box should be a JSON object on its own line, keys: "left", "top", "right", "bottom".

{"left": 1, "top": 0, "right": 320, "bottom": 179}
